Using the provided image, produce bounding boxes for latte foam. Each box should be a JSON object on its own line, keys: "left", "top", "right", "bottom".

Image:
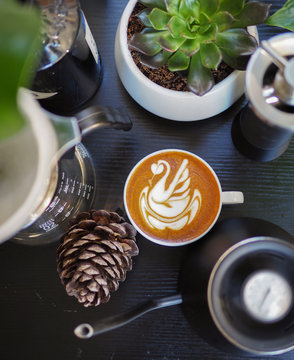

{"left": 124, "top": 150, "right": 221, "bottom": 244}
{"left": 139, "top": 158, "right": 201, "bottom": 231}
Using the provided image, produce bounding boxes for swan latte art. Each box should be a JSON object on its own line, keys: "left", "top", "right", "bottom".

{"left": 124, "top": 150, "right": 221, "bottom": 245}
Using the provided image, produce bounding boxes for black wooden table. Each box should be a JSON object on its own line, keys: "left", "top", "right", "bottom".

{"left": 0, "top": 0, "right": 293, "bottom": 359}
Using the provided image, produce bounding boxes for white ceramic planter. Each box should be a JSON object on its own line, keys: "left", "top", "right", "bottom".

{"left": 115, "top": 0, "right": 258, "bottom": 121}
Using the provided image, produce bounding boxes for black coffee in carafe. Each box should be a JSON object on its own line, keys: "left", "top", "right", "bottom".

{"left": 23, "top": 0, "right": 103, "bottom": 115}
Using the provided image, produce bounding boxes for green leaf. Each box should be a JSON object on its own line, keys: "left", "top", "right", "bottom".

{"left": 232, "top": 2, "right": 271, "bottom": 28}
{"left": 199, "top": 23, "right": 212, "bottom": 34}
{"left": 198, "top": 22, "right": 218, "bottom": 42}
{"left": 220, "top": 48, "right": 250, "bottom": 70}
{"left": 139, "top": 0, "right": 167, "bottom": 11}
{"left": 266, "top": 0, "right": 294, "bottom": 32}
{"left": 216, "top": 29, "right": 257, "bottom": 57}
{"left": 178, "top": 0, "right": 200, "bottom": 19}
{"left": 128, "top": 31, "right": 162, "bottom": 56}
{"left": 0, "top": 0, "right": 41, "bottom": 140}
{"left": 187, "top": 52, "right": 214, "bottom": 95}
{"left": 199, "top": 12, "right": 211, "bottom": 25}
{"left": 158, "top": 30, "right": 186, "bottom": 51}
{"left": 140, "top": 50, "right": 171, "bottom": 68}
{"left": 198, "top": 0, "right": 219, "bottom": 16}
{"left": 165, "top": 0, "right": 181, "bottom": 15}
{"left": 180, "top": 38, "right": 200, "bottom": 56}
{"left": 200, "top": 43, "right": 222, "bottom": 69}
{"left": 190, "top": 23, "right": 200, "bottom": 32}
{"left": 199, "top": 12, "right": 212, "bottom": 34}
{"left": 211, "top": 11, "right": 235, "bottom": 31}
{"left": 137, "top": 9, "right": 153, "bottom": 27}
{"left": 219, "top": 0, "right": 244, "bottom": 16}
{"left": 148, "top": 8, "right": 172, "bottom": 30}
{"left": 167, "top": 16, "right": 196, "bottom": 38}
{"left": 168, "top": 50, "right": 190, "bottom": 71}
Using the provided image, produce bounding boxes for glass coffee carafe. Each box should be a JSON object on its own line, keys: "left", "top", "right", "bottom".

{"left": 0, "top": 89, "right": 132, "bottom": 245}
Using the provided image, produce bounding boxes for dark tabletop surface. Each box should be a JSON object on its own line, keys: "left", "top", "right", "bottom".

{"left": 1, "top": 0, "right": 294, "bottom": 359}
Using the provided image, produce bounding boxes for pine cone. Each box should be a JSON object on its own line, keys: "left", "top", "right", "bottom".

{"left": 57, "top": 209, "right": 139, "bottom": 307}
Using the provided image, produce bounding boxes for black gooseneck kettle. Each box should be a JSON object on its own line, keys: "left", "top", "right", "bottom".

{"left": 74, "top": 217, "right": 294, "bottom": 356}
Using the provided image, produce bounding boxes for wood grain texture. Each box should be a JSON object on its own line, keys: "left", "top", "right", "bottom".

{"left": 0, "top": 0, "right": 293, "bottom": 359}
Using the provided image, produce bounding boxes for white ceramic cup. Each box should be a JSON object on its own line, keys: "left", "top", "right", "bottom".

{"left": 124, "top": 149, "right": 244, "bottom": 246}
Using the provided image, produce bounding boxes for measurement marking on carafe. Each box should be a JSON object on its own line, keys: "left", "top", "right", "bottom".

{"left": 39, "top": 218, "right": 58, "bottom": 232}
{"left": 48, "top": 196, "right": 60, "bottom": 212}
{"left": 63, "top": 178, "right": 69, "bottom": 194}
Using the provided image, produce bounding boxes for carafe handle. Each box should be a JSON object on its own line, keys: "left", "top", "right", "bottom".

{"left": 49, "top": 105, "right": 132, "bottom": 163}
{"left": 76, "top": 105, "right": 132, "bottom": 136}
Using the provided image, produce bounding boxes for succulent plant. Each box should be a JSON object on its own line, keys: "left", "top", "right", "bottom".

{"left": 128, "top": 0, "right": 293, "bottom": 96}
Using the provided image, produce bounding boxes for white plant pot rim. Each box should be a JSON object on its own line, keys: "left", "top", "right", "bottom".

{"left": 0, "top": 89, "right": 58, "bottom": 243}
{"left": 115, "top": 0, "right": 258, "bottom": 121}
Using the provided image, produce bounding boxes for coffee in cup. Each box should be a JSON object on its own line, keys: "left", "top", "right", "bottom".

{"left": 124, "top": 149, "right": 243, "bottom": 246}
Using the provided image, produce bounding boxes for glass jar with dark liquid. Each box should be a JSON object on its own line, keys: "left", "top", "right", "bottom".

{"left": 29, "top": 0, "right": 103, "bottom": 115}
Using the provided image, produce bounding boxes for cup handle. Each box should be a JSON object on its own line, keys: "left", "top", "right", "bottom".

{"left": 221, "top": 191, "right": 244, "bottom": 205}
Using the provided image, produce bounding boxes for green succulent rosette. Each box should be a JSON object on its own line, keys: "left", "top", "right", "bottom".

{"left": 129, "top": 0, "right": 294, "bottom": 96}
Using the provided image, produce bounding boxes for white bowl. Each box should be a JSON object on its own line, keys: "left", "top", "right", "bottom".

{"left": 114, "top": 0, "right": 258, "bottom": 121}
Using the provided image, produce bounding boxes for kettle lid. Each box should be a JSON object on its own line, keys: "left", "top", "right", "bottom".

{"left": 208, "top": 236, "right": 294, "bottom": 355}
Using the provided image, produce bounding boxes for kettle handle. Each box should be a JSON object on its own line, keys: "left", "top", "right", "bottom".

{"left": 75, "top": 105, "right": 132, "bottom": 136}
{"left": 74, "top": 294, "right": 182, "bottom": 339}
